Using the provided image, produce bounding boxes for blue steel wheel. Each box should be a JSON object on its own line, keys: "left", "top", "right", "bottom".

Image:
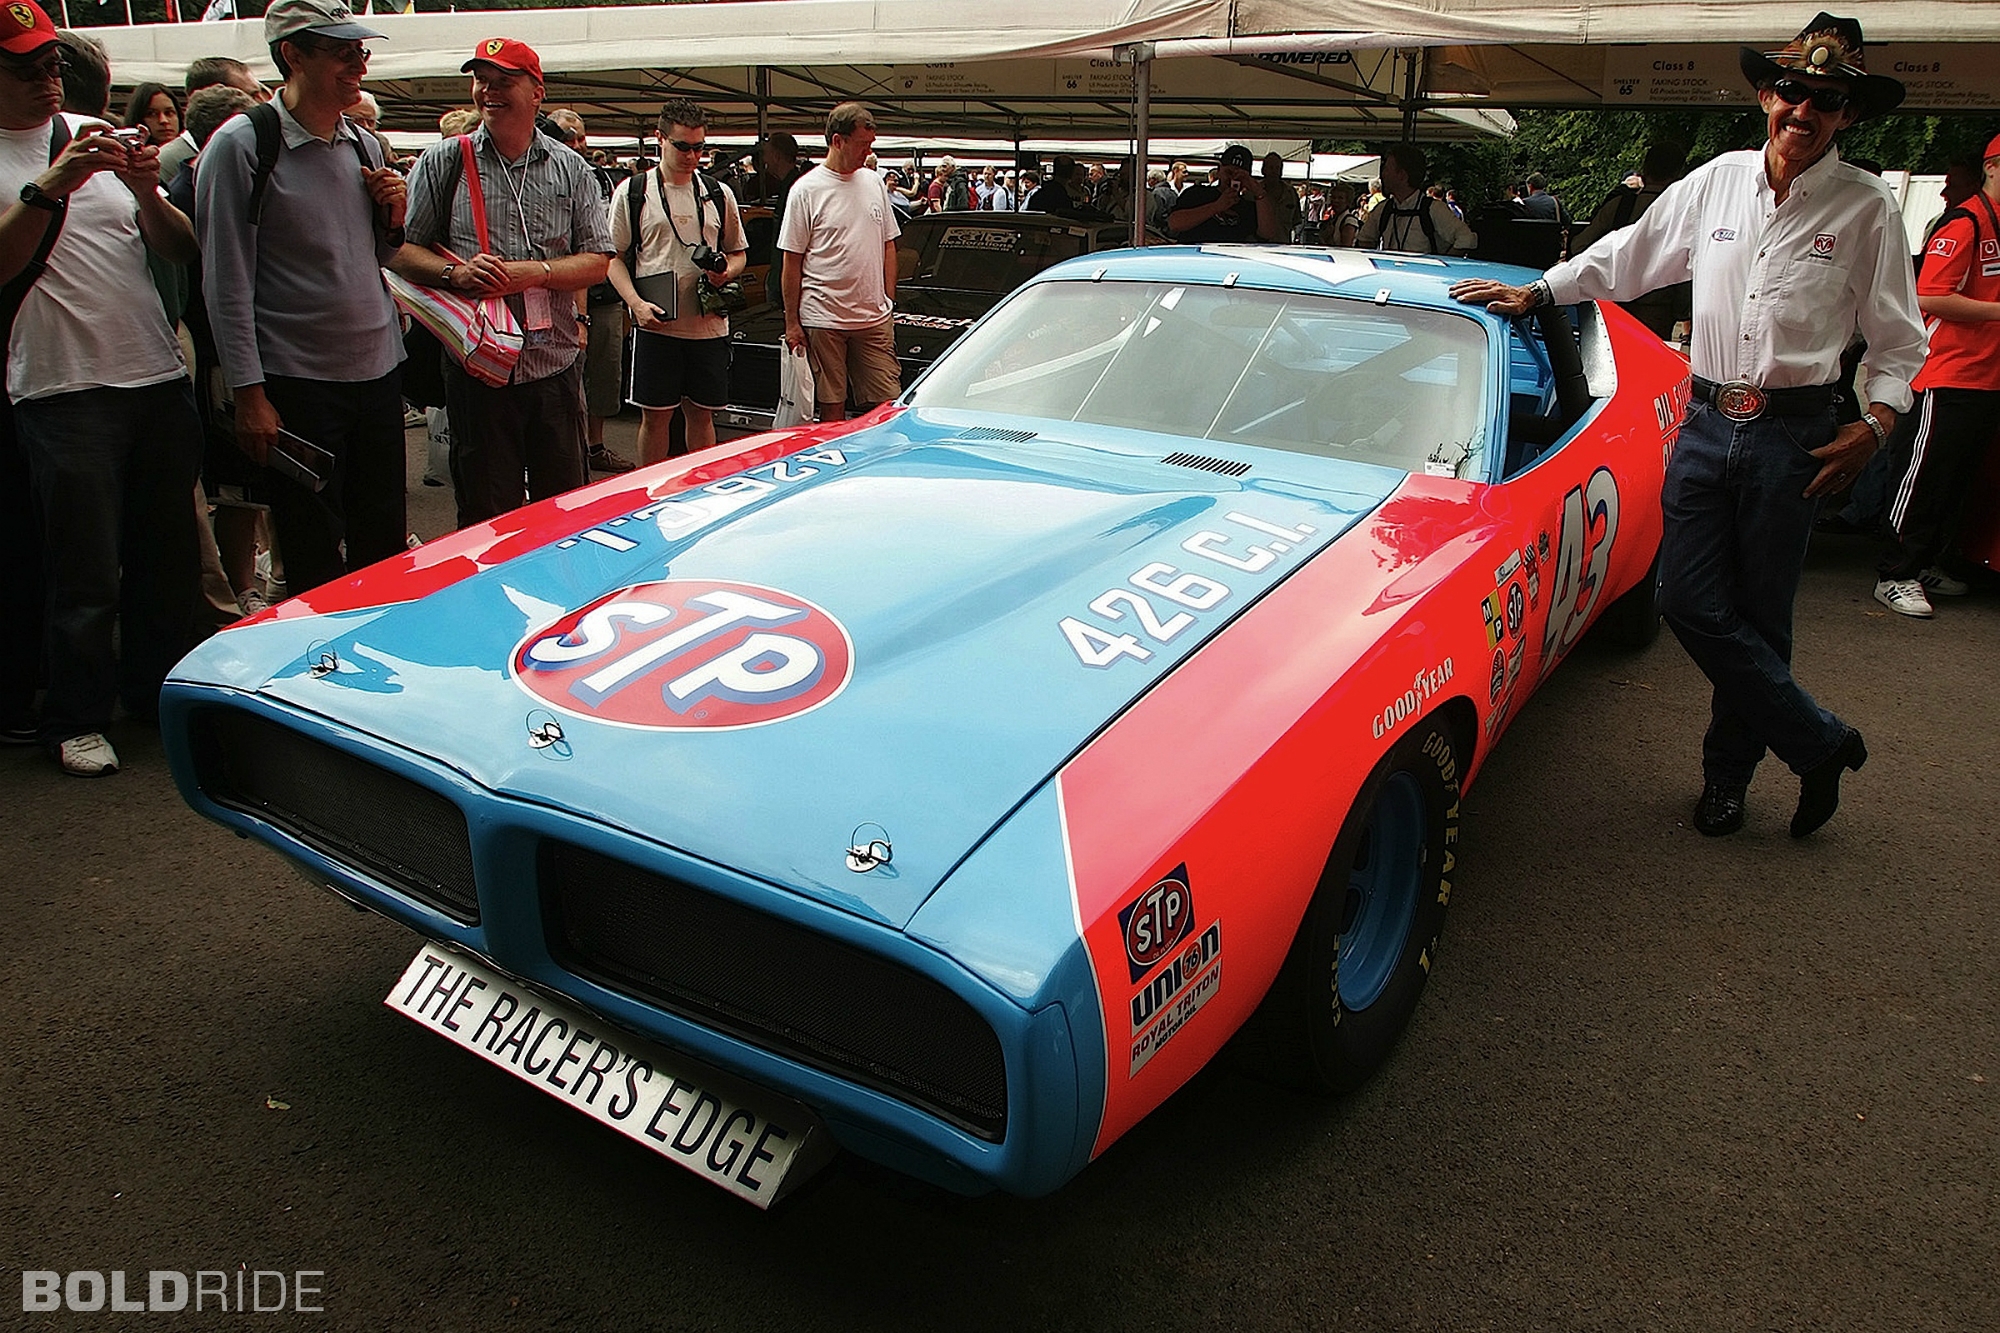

{"left": 1336, "top": 771, "right": 1426, "bottom": 1012}
{"left": 1231, "top": 715, "right": 1462, "bottom": 1093}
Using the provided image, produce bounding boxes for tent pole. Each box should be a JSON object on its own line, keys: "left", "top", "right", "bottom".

{"left": 755, "top": 66, "right": 769, "bottom": 151}
{"left": 1401, "top": 48, "right": 1420, "bottom": 140}
{"left": 1128, "top": 41, "right": 1152, "bottom": 247}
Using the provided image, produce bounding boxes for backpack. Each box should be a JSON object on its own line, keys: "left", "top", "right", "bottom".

{"left": 244, "top": 100, "right": 384, "bottom": 224}
{"left": 625, "top": 167, "right": 729, "bottom": 273}
{"left": 0, "top": 116, "right": 73, "bottom": 331}
{"left": 943, "top": 172, "right": 971, "bottom": 212}
{"left": 1369, "top": 195, "right": 1441, "bottom": 253}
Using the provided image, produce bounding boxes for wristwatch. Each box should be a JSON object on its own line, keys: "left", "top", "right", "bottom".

{"left": 575, "top": 312, "right": 592, "bottom": 327}
{"left": 17, "top": 182, "right": 62, "bottom": 213}
{"left": 439, "top": 263, "right": 456, "bottom": 288}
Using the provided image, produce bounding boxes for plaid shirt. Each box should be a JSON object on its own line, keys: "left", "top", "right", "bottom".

{"left": 406, "top": 125, "right": 613, "bottom": 384}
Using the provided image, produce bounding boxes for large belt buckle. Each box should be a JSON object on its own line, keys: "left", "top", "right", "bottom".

{"left": 1714, "top": 379, "right": 1767, "bottom": 422}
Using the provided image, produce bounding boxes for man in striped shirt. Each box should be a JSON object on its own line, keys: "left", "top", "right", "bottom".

{"left": 395, "top": 37, "right": 612, "bottom": 528}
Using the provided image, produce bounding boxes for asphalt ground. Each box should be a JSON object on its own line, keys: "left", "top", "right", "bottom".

{"left": 3, "top": 424, "right": 1995, "bottom": 1331}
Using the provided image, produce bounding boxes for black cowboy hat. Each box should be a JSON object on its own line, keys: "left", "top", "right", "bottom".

{"left": 1739, "top": 12, "right": 1905, "bottom": 119}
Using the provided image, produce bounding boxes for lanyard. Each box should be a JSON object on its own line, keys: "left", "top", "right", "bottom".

{"left": 493, "top": 146, "right": 537, "bottom": 258}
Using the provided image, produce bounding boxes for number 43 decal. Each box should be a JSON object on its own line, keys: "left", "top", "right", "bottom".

{"left": 1543, "top": 467, "right": 1620, "bottom": 663}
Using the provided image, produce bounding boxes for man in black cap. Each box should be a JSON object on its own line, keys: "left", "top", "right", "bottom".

{"left": 1168, "top": 144, "right": 1279, "bottom": 243}
{"left": 1450, "top": 13, "right": 1927, "bottom": 840}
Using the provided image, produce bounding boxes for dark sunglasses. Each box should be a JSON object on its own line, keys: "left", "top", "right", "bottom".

{"left": 1770, "top": 78, "right": 1852, "bottom": 113}
{"left": 2, "top": 53, "right": 67, "bottom": 83}
{"left": 666, "top": 138, "right": 706, "bottom": 154}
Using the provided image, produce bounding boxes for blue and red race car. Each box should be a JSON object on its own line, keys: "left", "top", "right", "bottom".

{"left": 161, "top": 247, "right": 1689, "bottom": 1204}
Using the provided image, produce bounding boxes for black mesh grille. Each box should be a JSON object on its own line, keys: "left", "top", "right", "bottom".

{"left": 955, "top": 426, "right": 1039, "bottom": 442}
{"left": 189, "top": 708, "right": 479, "bottom": 923}
{"left": 1161, "top": 450, "right": 1251, "bottom": 476}
{"left": 541, "top": 840, "right": 1007, "bottom": 1141}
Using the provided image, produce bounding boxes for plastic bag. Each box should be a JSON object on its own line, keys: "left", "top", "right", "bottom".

{"left": 774, "top": 345, "right": 817, "bottom": 429}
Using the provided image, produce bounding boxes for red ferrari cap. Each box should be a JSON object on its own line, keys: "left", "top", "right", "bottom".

{"left": 1985, "top": 132, "right": 2000, "bottom": 163}
{"left": 1, "top": 0, "right": 58, "bottom": 59}
{"left": 462, "top": 36, "right": 543, "bottom": 84}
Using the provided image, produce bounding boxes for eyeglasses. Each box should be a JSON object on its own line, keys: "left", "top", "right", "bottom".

{"left": 2, "top": 54, "right": 66, "bottom": 84}
{"left": 666, "top": 138, "right": 706, "bottom": 154}
{"left": 1769, "top": 78, "right": 1852, "bottom": 113}
{"left": 302, "top": 38, "right": 372, "bottom": 66}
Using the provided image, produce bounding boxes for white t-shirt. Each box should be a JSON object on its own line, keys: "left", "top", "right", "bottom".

{"left": 609, "top": 169, "right": 746, "bottom": 341}
{"left": 775, "top": 165, "right": 900, "bottom": 330}
{"left": 1, "top": 114, "right": 187, "bottom": 403}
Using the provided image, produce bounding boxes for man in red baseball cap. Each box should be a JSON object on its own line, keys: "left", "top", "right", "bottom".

{"left": 392, "top": 34, "right": 612, "bottom": 528}
{"left": 0, "top": 0, "right": 57, "bottom": 60}
{"left": 0, "top": 0, "right": 206, "bottom": 777}
{"left": 461, "top": 36, "right": 543, "bottom": 85}
{"left": 1870, "top": 131, "right": 2000, "bottom": 619}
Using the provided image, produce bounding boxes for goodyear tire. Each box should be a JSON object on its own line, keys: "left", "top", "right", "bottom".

{"left": 1594, "top": 552, "right": 1661, "bottom": 649}
{"left": 1235, "top": 715, "right": 1461, "bottom": 1093}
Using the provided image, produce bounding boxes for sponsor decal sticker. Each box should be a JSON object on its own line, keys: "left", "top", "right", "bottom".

{"left": 1372, "top": 659, "right": 1454, "bottom": 739}
{"left": 1118, "top": 866, "right": 1195, "bottom": 982}
{"left": 512, "top": 580, "right": 853, "bottom": 730}
{"left": 1128, "top": 921, "right": 1222, "bottom": 1075}
{"left": 1489, "top": 647, "right": 1506, "bottom": 703}
{"left": 1493, "top": 549, "right": 1522, "bottom": 586}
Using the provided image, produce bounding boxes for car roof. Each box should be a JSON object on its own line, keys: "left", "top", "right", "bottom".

{"left": 1025, "top": 245, "right": 1548, "bottom": 314}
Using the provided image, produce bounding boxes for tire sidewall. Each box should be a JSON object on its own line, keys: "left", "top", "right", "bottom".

{"left": 1301, "top": 716, "right": 1461, "bottom": 1090}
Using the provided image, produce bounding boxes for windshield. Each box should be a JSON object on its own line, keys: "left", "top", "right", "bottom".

{"left": 907, "top": 279, "right": 1491, "bottom": 476}
{"left": 895, "top": 221, "right": 1092, "bottom": 294}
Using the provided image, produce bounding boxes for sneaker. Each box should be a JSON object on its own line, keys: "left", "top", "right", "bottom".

{"left": 1, "top": 720, "right": 38, "bottom": 746}
{"left": 1874, "top": 578, "right": 1935, "bottom": 618}
{"left": 236, "top": 588, "right": 271, "bottom": 618}
{"left": 588, "top": 446, "right": 637, "bottom": 474}
{"left": 403, "top": 406, "right": 427, "bottom": 429}
{"left": 1918, "top": 566, "right": 1968, "bottom": 597}
{"left": 55, "top": 732, "right": 119, "bottom": 777}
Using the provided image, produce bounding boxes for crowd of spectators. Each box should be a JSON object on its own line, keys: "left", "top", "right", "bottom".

{"left": 3, "top": 0, "right": 1985, "bottom": 785}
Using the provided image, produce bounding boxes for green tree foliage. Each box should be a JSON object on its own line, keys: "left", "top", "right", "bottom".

{"left": 1334, "top": 107, "right": 2000, "bottom": 211}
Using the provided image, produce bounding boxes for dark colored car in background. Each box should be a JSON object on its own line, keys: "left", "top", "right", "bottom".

{"left": 718, "top": 211, "right": 1144, "bottom": 434}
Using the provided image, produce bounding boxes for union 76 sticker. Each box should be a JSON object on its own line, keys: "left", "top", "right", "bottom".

{"left": 511, "top": 580, "right": 853, "bottom": 730}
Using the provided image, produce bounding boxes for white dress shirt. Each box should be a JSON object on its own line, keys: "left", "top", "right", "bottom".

{"left": 1544, "top": 146, "right": 1926, "bottom": 412}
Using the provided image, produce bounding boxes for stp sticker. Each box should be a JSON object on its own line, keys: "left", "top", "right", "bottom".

{"left": 512, "top": 580, "right": 853, "bottom": 730}
{"left": 1118, "top": 866, "right": 1195, "bottom": 982}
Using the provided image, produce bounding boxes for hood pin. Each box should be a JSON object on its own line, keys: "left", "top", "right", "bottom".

{"left": 846, "top": 823, "right": 892, "bottom": 873}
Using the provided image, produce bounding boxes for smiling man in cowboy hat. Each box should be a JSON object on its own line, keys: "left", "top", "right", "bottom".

{"left": 1450, "top": 13, "right": 1927, "bottom": 842}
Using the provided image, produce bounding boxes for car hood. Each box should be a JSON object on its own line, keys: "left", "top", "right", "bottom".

{"left": 246, "top": 412, "right": 1400, "bottom": 928}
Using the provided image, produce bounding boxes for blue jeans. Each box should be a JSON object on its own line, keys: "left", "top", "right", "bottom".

{"left": 14, "top": 379, "right": 203, "bottom": 744}
{"left": 1658, "top": 400, "right": 1848, "bottom": 786}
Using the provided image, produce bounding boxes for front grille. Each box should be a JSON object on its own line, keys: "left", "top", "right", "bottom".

{"left": 189, "top": 708, "right": 479, "bottom": 923}
{"left": 1161, "top": 450, "right": 1251, "bottom": 476}
{"left": 540, "top": 840, "right": 1008, "bottom": 1141}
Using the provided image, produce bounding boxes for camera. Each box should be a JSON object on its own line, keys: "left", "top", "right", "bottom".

{"left": 689, "top": 241, "right": 728, "bottom": 275}
{"left": 107, "top": 127, "right": 149, "bottom": 148}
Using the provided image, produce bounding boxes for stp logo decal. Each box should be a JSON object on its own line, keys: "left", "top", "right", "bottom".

{"left": 1811, "top": 232, "right": 1837, "bottom": 257}
{"left": 1118, "top": 866, "right": 1194, "bottom": 982}
{"left": 511, "top": 580, "right": 852, "bottom": 730}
